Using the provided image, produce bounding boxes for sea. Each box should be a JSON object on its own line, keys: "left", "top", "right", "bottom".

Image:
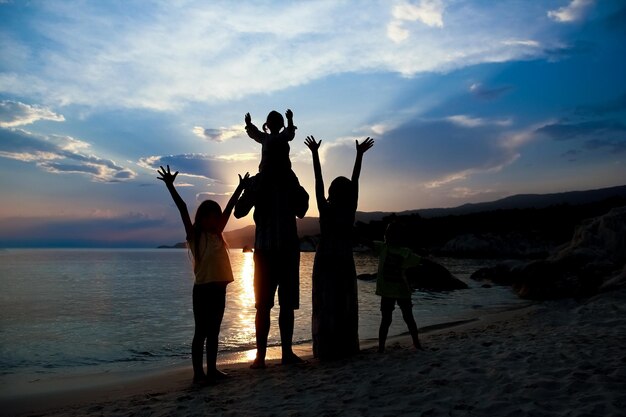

{"left": 0, "top": 248, "right": 528, "bottom": 386}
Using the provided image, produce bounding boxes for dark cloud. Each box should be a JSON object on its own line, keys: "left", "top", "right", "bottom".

{"left": 469, "top": 83, "right": 513, "bottom": 100}
{"left": 560, "top": 149, "right": 579, "bottom": 162}
{"left": 536, "top": 120, "right": 626, "bottom": 141}
{"left": 583, "top": 138, "right": 626, "bottom": 154}
{"left": 544, "top": 40, "right": 596, "bottom": 61}
{"left": 0, "top": 128, "right": 137, "bottom": 182}
{"left": 0, "top": 100, "right": 65, "bottom": 128}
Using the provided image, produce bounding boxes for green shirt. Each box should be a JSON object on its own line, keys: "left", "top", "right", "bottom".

{"left": 374, "top": 241, "right": 421, "bottom": 299}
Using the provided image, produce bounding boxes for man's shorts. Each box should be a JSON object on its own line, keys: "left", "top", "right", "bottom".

{"left": 380, "top": 296, "right": 412, "bottom": 313}
{"left": 254, "top": 250, "right": 300, "bottom": 310}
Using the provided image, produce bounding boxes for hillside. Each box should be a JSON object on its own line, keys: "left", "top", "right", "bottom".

{"left": 160, "top": 184, "right": 626, "bottom": 250}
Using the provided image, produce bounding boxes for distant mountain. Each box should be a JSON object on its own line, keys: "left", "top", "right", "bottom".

{"left": 162, "top": 185, "right": 626, "bottom": 248}
{"left": 223, "top": 217, "right": 321, "bottom": 248}
{"left": 356, "top": 184, "right": 626, "bottom": 221}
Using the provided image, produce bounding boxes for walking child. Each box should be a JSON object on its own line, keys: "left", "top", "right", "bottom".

{"left": 157, "top": 165, "right": 249, "bottom": 384}
{"left": 376, "top": 222, "right": 423, "bottom": 353}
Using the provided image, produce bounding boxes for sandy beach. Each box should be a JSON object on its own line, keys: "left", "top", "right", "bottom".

{"left": 3, "top": 288, "right": 625, "bottom": 417}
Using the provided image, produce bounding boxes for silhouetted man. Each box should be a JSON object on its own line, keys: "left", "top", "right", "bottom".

{"left": 234, "top": 173, "right": 308, "bottom": 368}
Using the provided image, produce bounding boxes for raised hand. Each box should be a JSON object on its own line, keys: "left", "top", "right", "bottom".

{"left": 356, "top": 137, "right": 374, "bottom": 155}
{"left": 305, "top": 135, "right": 322, "bottom": 153}
{"left": 285, "top": 109, "right": 293, "bottom": 121}
{"left": 157, "top": 165, "right": 178, "bottom": 185}
{"left": 244, "top": 112, "right": 252, "bottom": 125}
{"left": 238, "top": 172, "right": 251, "bottom": 188}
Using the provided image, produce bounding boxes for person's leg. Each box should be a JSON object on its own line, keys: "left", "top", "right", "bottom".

{"left": 278, "top": 250, "right": 304, "bottom": 364}
{"left": 398, "top": 299, "right": 422, "bottom": 350}
{"left": 252, "top": 307, "right": 271, "bottom": 369}
{"left": 378, "top": 297, "right": 395, "bottom": 353}
{"left": 192, "top": 285, "right": 209, "bottom": 382}
{"left": 279, "top": 308, "right": 304, "bottom": 363}
{"left": 205, "top": 283, "right": 227, "bottom": 380}
{"left": 252, "top": 251, "right": 276, "bottom": 369}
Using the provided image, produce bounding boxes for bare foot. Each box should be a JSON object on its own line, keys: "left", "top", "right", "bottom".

{"left": 281, "top": 352, "right": 306, "bottom": 365}
{"left": 210, "top": 369, "right": 229, "bottom": 380}
{"left": 192, "top": 375, "right": 210, "bottom": 386}
{"left": 250, "top": 358, "right": 266, "bottom": 369}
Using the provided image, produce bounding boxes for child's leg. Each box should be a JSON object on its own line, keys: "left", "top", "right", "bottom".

{"left": 378, "top": 297, "right": 394, "bottom": 353}
{"left": 205, "top": 283, "right": 227, "bottom": 379}
{"left": 192, "top": 285, "right": 209, "bottom": 381}
{"left": 398, "top": 299, "right": 422, "bottom": 350}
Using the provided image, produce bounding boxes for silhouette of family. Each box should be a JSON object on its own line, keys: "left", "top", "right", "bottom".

{"left": 158, "top": 108, "right": 422, "bottom": 384}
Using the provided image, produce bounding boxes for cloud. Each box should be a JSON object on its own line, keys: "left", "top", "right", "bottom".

{"left": 387, "top": 0, "right": 444, "bottom": 43}
{"left": 192, "top": 125, "right": 244, "bottom": 142}
{"left": 548, "top": 0, "right": 594, "bottom": 23}
{"left": 446, "top": 115, "right": 512, "bottom": 128}
{"left": 0, "top": 128, "right": 137, "bottom": 182}
{"left": 536, "top": 120, "right": 626, "bottom": 141}
{"left": 469, "top": 83, "right": 513, "bottom": 100}
{"left": 502, "top": 39, "right": 540, "bottom": 47}
{"left": 138, "top": 152, "right": 257, "bottom": 182}
{"left": 0, "top": 1, "right": 566, "bottom": 110}
{"left": 196, "top": 191, "right": 232, "bottom": 202}
{"left": 583, "top": 138, "right": 626, "bottom": 154}
{"left": 393, "top": 0, "right": 445, "bottom": 28}
{"left": 0, "top": 212, "right": 172, "bottom": 248}
{"left": 0, "top": 100, "right": 65, "bottom": 127}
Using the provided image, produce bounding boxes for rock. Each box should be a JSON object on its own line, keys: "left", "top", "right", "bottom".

{"left": 356, "top": 259, "right": 467, "bottom": 291}
{"left": 440, "top": 233, "right": 551, "bottom": 259}
{"left": 406, "top": 258, "right": 468, "bottom": 291}
{"left": 513, "top": 206, "right": 626, "bottom": 300}
{"left": 470, "top": 260, "right": 525, "bottom": 286}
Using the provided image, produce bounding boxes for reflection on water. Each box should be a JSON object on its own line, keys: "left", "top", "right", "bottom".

{"left": 0, "top": 249, "right": 526, "bottom": 379}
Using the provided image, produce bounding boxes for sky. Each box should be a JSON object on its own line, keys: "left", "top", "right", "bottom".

{"left": 0, "top": 0, "right": 625, "bottom": 247}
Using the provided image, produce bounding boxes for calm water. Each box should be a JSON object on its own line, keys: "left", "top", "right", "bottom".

{"left": 0, "top": 249, "right": 525, "bottom": 382}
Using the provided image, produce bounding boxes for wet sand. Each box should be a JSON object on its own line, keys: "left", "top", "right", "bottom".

{"left": 3, "top": 290, "right": 626, "bottom": 416}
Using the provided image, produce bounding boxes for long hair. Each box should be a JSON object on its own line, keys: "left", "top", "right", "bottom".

{"left": 327, "top": 176, "right": 356, "bottom": 211}
{"left": 190, "top": 200, "right": 223, "bottom": 267}
{"left": 262, "top": 110, "right": 285, "bottom": 134}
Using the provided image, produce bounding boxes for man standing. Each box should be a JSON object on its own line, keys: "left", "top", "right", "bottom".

{"left": 234, "top": 173, "right": 309, "bottom": 368}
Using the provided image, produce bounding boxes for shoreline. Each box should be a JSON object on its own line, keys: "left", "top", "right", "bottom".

{"left": 1, "top": 303, "right": 538, "bottom": 416}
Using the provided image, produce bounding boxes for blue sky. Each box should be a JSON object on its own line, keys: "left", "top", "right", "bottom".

{"left": 1, "top": 0, "right": 625, "bottom": 247}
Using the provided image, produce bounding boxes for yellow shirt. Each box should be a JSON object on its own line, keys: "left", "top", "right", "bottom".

{"left": 188, "top": 232, "right": 234, "bottom": 285}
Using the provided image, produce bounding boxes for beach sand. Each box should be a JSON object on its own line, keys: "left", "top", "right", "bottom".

{"left": 3, "top": 289, "right": 626, "bottom": 417}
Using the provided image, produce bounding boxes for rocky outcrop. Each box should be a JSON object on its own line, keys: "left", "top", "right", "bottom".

{"left": 440, "top": 233, "right": 551, "bottom": 259}
{"left": 471, "top": 207, "right": 626, "bottom": 300}
{"left": 406, "top": 258, "right": 468, "bottom": 291}
{"left": 357, "top": 259, "right": 468, "bottom": 292}
{"left": 470, "top": 260, "right": 525, "bottom": 286}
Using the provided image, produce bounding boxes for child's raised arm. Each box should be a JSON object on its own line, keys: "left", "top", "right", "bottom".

{"left": 244, "top": 112, "right": 264, "bottom": 143}
{"left": 282, "top": 109, "right": 296, "bottom": 142}
{"left": 157, "top": 165, "right": 193, "bottom": 240}
{"left": 219, "top": 172, "right": 250, "bottom": 232}
{"left": 305, "top": 135, "right": 327, "bottom": 212}
{"left": 351, "top": 137, "right": 374, "bottom": 199}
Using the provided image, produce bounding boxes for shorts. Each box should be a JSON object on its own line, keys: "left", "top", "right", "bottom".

{"left": 254, "top": 250, "right": 300, "bottom": 310}
{"left": 380, "top": 296, "right": 412, "bottom": 313}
